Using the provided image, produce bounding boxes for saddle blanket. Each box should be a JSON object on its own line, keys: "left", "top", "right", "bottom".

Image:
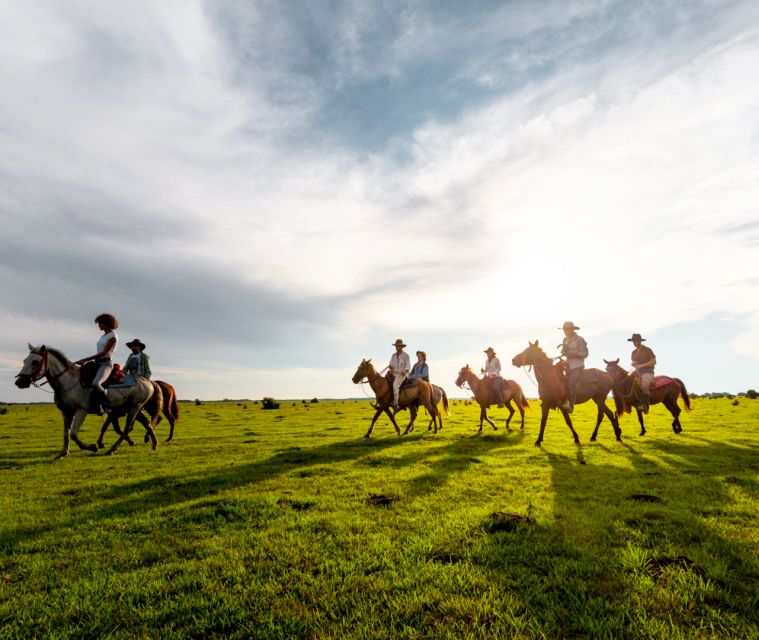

{"left": 106, "top": 373, "right": 138, "bottom": 389}
{"left": 652, "top": 376, "right": 673, "bottom": 389}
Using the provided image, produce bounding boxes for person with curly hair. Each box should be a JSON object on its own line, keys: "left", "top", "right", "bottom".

{"left": 75, "top": 314, "right": 119, "bottom": 414}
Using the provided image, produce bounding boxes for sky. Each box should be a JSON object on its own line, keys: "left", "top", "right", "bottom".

{"left": 1, "top": 0, "right": 758, "bottom": 403}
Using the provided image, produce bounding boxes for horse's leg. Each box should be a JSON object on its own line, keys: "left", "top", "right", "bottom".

{"left": 97, "top": 414, "right": 113, "bottom": 449}
{"left": 57, "top": 410, "right": 74, "bottom": 459}
{"left": 590, "top": 401, "right": 604, "bottom": 441}
{"left": 664, "top": 396, "right": 682, "bottom": 433}
{"left": 385, "top": 407, "right": 403, "bottom": 435}
{"left": 600, "top": 401, "right": 622, "bottom": 442}
{"left": 518, "top": 401, "right": 525, "bottom": 430}
{"left": 364, "top": 407, "right": 384, "bottom": 438}
{"left": 138, "top": 413, "right": 154, "bottom": 443}
{"left": 70, "top": 409, "right": 98, "bottom": 452}
{"left": 535, "top": 403, "right": 550, "bottom": 446}
{"left": 481, "top": 403, "right": 498, "bottom": 431}
{"left": 504, "top": 401, "right": 515, "bottom": 430}
{"left": 559, "top": 407, "right": 580, "bottom": 444}
{"left": 636, "top": 408, "right": 645, "bottom": 436}
{"left": 403, "top": 405, "right": 418, "bottom": 435}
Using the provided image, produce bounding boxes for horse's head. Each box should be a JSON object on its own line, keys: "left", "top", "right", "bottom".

{"left": 603, "top": 358, "right": 625, "bottom": 381}
{"left": 511, "top": 340, "right": 544, "bottom": 368}
{"left": 351, "top": 358, "right": 374, "bottom": 384}
{"left": 454, "top": 365, "right": 473, "bottom": 388}
{"left": 15, "top": 344, "right": 49, "bottom": 388}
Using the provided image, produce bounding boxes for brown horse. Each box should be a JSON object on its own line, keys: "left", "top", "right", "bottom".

{"left": 98, "top": 379, "right": 180, "bottom": 448}
{"left": 351, "top": 359, "right": 442, "bottom": 437}
{"left": 604, "top": 359, "right": 691, "bottom": 435}
{"left": 511, "top": 341, "right": 622, "bottom": 446}
{"left": 454, "top": 366, "right": 529, "bottom": 432}
{"left": 391, "top": 383, "right": 451, "bottom": 431}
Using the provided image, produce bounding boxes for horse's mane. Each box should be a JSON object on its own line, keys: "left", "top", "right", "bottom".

{"left": 38, "top": 346, "right": 74, "bottom": 366}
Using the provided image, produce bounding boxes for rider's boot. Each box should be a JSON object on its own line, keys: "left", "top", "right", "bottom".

{"left": 640, "top": 392, "right": 650, "bottom": 414}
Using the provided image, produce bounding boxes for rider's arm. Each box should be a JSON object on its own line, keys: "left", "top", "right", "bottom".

{"left": 74, "top": 337, "right": 117, "bottom": 365}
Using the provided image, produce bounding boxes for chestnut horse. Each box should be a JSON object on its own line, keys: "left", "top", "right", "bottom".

{"left": 454, "top": 366, "right": 529, "bottom": 432}
{"left": 604, "top": 359, "right": 691, "bottom": 435}
{"left": 511, "top": 341, "right": 622, "bottom": 446}
{"left": 98, "top": 379, "right": 180, "bottom": 448}
{"left": 391, "top": 383, "right": 450, "bottom": 431}
{"left": 351, "top": 359, "right": 442, "bottom": 437}
{"left": 14, "top": 345, "right": 161, "bottom": 457}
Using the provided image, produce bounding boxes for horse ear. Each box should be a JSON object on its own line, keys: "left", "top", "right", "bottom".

{"left": 28, "top": 343, "right": 34, "bottom": 351}
{"left": 367, "top": 358, "right": 371, "bottom": 364}
{"left": 603, "top": 359, "right": 609, "bottom": 364}
{"left": 40, "top": 345, "right": 47, "bottom": 353}
{"left": 614, "top": 358, "right": 619, "bottom": 364}
{"left": 534, "top": 339, "right": 539, "bottom": 346}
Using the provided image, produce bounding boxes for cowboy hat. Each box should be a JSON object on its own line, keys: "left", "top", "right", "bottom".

{"left": 126, "top": 338, "right": 146, "bottom": 350}
{"left": 627, "top": 333, "right": 646, "bottom": 342}
{"left": 484, "top": 347, "right": 496, "bottom": 354}
{"left": 416, "top": 350, "right": 426, "bottom": 358}
{"left": 392, "top": 339, "right": 406, "bottom": 347}
{"left": 559, "top": 321, "right": 580, "bottom": 330}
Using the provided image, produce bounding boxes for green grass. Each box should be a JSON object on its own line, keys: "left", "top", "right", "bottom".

{"left": 0, "top": 397, "right": 757, "bottom": 639}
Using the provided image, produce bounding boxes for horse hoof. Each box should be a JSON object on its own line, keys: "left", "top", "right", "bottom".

{"left": 574, "top": 437, "right": 580, "bottom": 444}
{"left": 97, "top": 442, "right": 105, "bottom": 449}
{"left": 88, "top": 445, "right": 98, "bottom": 452}
{"left": 590, "top": 436, "right": 596, "bottom": 442}
{"left": 534, "top": 440, "right": 542, "bottom": 447}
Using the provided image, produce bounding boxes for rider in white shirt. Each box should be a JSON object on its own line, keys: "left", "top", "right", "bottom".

{"left": 389, "top": 339, "right": 411, "bottom": 408}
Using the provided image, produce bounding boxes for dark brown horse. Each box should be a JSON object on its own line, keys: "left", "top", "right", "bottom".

{"left": 352, "top": 359, "right": 442, "bottom": 437}
{"left": 98, "top": 380, "right": 180, "bottom": 448}
{"left": 454, "top": 366, "right": 529, "bottom": 432}
{"left": 604, "top": 359, "right": 691, "bottom": 435}
{"left": 511, "top": 341, "right": 622, "bottom": 446}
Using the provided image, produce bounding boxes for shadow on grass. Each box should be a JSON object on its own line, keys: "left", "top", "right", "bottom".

{"left": 477, "top": 438, "right": 759, "bottom": 637}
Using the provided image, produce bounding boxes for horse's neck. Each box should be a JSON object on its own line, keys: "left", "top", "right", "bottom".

{"left": 366, "top": 366, "right": 386, "bottom": 392}
{"left": 467, "top": 372, "right": 484, "bottom": 392}
{"left": 46, "top": 351, "right": 77, "bottom": 388}
{"left": 533, "top": 357, "right": 561, "bottom": 385}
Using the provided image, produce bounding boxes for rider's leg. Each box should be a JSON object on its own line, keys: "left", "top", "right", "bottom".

{"left": 564, "top": 367, "right": 582, "bottom": 413}
{"left": 92, "top": 363, "right": 113, "bottom": 413}
{"left": 640, "top": 373, "right": 653, "bottom": 414}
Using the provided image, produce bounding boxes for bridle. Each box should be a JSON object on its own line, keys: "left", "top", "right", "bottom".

{"left": 17, "top": 349, "right": 74, "bottom": 391}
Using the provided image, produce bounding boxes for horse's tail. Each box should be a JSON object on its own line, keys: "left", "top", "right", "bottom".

{"left": 168, "top": 383, "right": 180, "bottom": 420}
{"left": 674, "top": 378, "right": 692, "bottom": 411}
{"left": 440, "top": 386, "right": 450, "bottom": 416}
{"left": 611, "top": 384, "right": 626, "bottom": 420}
{"left": 519, "top": 385, "right": 530, "bottom": 409}
{"left": 149, "top": 381, "right": 164, "bottom": 429}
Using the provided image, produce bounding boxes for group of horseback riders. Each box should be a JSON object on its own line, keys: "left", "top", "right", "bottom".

{"left": 74, "top": 313, "right": 153, "bottom": 414}
{"left": 388, "top": 320, "right": 658, "bottom": 415}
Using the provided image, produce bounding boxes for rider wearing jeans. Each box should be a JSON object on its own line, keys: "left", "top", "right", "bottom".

{"left": 75, "top": 314, "right": 119, "bottom": 414}
{"left": 560, "top": 321, "right": 588, "bottom": 413}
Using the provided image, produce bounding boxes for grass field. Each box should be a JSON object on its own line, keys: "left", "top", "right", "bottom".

{"left": 0, "top": 396, "right": 757, "bottom": 639}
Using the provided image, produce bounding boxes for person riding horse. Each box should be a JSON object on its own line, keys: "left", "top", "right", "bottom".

{"left": 74, "top": 313, "right": 119, "bottom": 415}
{"left": 123, "top": 338, "right": 152, "bottom": 379}
{"left": 388, "top": 339, "right": 411, "bottom": 409}
{"left": 482, "top": 347, "right": 505, "bottom": 408}
{"left": 409, "top": 350, "right": 429, "bottom": 382}
{"left": 559, "top": 321, "right": 588, "bottom": 413}
{"left": 628, "top": 333, "right": 656, "bottom": 414}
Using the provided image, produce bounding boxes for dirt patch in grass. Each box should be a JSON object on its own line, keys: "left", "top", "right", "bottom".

{"left": 484, "top": 511, "right": 536, "bottom": 533}
{"left": 628, "top": 494, "right": 663, "bottom": 503}
{"left": 366, "top": 494, "right": 395, "bottom": 506}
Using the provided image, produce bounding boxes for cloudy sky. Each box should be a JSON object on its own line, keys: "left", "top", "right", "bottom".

{"left": 2, "top": 0, "right": 758, "bottom": 402}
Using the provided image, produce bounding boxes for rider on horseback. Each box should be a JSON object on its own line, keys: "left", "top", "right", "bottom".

{"left": 388, "top": 339, "right": 411, "bottom": 409}
{"left": 482, "top": 347, "right": 505, "bottom": 408}
{"left": 74, "top": 313, "right": 119, "bottom": 415}
{"left": 628, "top": 333, "right": 656, "bottom": 414}
{"left": 559, "top": 321, "right": 588, "bottom": 413}
{"left": 409, "top": 350, "right": 429, "bottom": 382}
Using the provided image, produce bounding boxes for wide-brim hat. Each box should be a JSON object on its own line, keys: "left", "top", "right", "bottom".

{"left": 392, "top": 339, "right": 406, "bottom": 347}
{"left": 484, "top": 347, "right": 496, "bottom": 354}
{"left": 627, "top": 333, "right": 646, "bottom": 342}
{"left": 416, "top": 350, "right": 426, "bottom": 358}
{"left": 559, "top": 321, "right": 580, "bottom": 330}
{"left": 126, "top": 338, "right": 146, "bottom": 350}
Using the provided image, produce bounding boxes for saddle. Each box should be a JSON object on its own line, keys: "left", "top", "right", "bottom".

{"left": 652, "top": 376, "right": 673, "bottom": 389}
{"left": 385, "top": 373, "right": 419, "bottom": 389}
{"left": 80, "top": 362, "right": 126, "bottom": 388}
{"left": 488, "top": 378, "right": 509, "bottom": 405}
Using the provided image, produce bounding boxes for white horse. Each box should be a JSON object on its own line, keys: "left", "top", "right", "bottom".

{"left": 15, "top": 344, "right": 162, "bottom": 458}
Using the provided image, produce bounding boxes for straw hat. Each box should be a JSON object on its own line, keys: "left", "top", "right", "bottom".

{"left": 559, "top": 321, "right": 580, "bottom": 331}
{"left": 392, "top": 339, "right": 406, "bottom": 347}
{"left": 484, "top": 347, "right": 496, "bottom": 355}
{"left": 627, "top": 333, "right": 646, "bottom": 342}
{"left": 416, "top": 350, "right": 426, "bottom": 359}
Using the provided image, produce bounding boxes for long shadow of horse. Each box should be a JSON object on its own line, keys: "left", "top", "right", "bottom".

{"left": 2, "top": 435, "right": 413, "bottom": 549}
{"left": 473, "top": 439, "right": 758, "bottom": 636}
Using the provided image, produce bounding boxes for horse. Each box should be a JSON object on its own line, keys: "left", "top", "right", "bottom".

{"left": 351, "top": 359, "right": 442, "bottom": 437}
{"left": 97, "top": 379, "right": 180, "bottom": 448}
{"left": 15, "top": 344, "right": 161, "bottom": 457}
{"left": 390, "top": 383, "right": 451, "bottom": 430}
{"left": 454, "top": 366, "right": 530, "bottom": 432}
{"left": 511, "top": 341, "right": 622, "bottom": 446}
{"left": 603, "top": 359, "right": 691, "bottom": 435}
